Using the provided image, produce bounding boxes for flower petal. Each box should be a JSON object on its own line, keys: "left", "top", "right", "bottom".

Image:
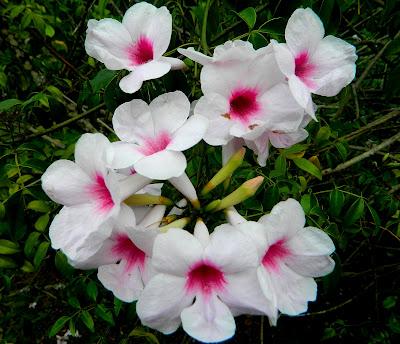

{"left": 49, "top": 204, "right": 113, "bottom": 262}
{"left": 122, "top": 3, "right": 172, "bottom": 57}
{"left": 150, "top": 91, "right": 190, "bottom": 134}
{"left": 285, "top": 8, "right": 324, "bottom": 56}
{"left": 98, "top": 261, "right": 144, "bottom": 302}
{"left": 285, "top": 255, "right": 335, "bottom": 277}
{"left": 167, "top": 115, "right": 208, "bottom": 151}
{"left": 269, "top": 128, "right": 309, "bottom": 148}
{"left": 112, "top": 99, "right": 153, "bottom": 142}
{"left": 205, "top": 224, "right": 259, "bottom": 274}
{"left": 152, "top": 228, "right": 203, "bottom": 276}
{"left": 85, "top": 19, "right": 132, "bottom": 70}
{"left": 244, "top": 131, "right": 270, "bottom": 167}
{"left": 159, "top": 56, "right": 186, "bottom": 70}
{"left": 42, "top": 160, "right": 92, "bottom": 206}
{"left": 178, "top": 47, "right": 213, "bottom": 65}
{"left": 107, "top": 142, "right": 144, "bottom": 170}
{"left": 181, "top": 294, "right": 235, "bottom": 343}
{"left": 74, "top": 133, "right": 110, "bottom": 178}
{"left": 286, "top": 226, "right": 335, "bottom": 256}
{"left": 221, "top": 138, "right": 244, "bottom": 165}
{"left": 134, "top": 150, "right": 187, "bottom": 179}
{"left": 137, "top": 273, "right": 193, "bottom": 334}
{"left": 270, "top": 40, "right": 295, "bottom": 76}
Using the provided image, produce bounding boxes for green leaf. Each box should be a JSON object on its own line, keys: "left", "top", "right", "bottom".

{"left": 55, "top": 251, "right": 74, "bottom": 277}
{"left": 21, "top": 260, "right": 35, "bottom": 272}
{"left": 24, "top": 231, "right": 41, "bottom": 257}
{"left": 238, "top": 7, "right": 256, "bottom": 29}
{"left": 293, "top": 158, "right": 322, "bottom": 180}
{"left": 0, "top": 98, "right": 22, "bottom": 111}
{"left": 329, "top": 189, "right": 345, "bottom": 217}
{"left": 86, "top": 281, "right": 98, "bottom": 301}
{"left": 95, "top": 304, "right": 115, "bottom": 325}
{"left": 343, "top": 198, "right": 365, "bottom": 226}
{"left": 49, "top": 316, "right": 70, "bottom": 337}
{"left": 34, "top": 213, "right": 50, "bottom": 232}
{"left": 249, "top": 31, "right": 268, "bottom": 49}
{"left": 114, "top": 297, "right": 123, "bottom": 316}
{"left": 0, "top": 256, "right": 18, "bottom": 268}
{"left": 383, "top": 296, "right": 397, "bottom": 309}
{"left": 316, "top": 126, "right": 331, "bottom": 144}
{"left": 0, "top": 239, "right": 20, "bottom": 255}
{"left": 90, "top": 69, "right": 117, "bottom": 93}
{"left": 33, "top": 241, "right": 49, "bottom": 267}
{"left": 68, "top": 296, "right": 81, "bottom": 309}
{"left": 129, "top": 327, "right": 160, "bottom": 344}
{"left": 282, "top": 144, "right": 309, "bottom": 156}
{"left": 27, "top": 200, "right": 51, "bottom": 213}
{"left": 45, "top": 24, "right": 55, "bottom": 37}
{"left": 0, "top": 203, "right": 5, "bottom": 219}
{"left": 274, "top": 155, "right": 287, "bottom": 176}
{"left": 80, "top": 310, "right": 94, "bottom": 332}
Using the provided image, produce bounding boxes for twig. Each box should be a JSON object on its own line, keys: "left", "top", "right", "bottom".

{"left": 348, "top": 145, "right": 400, "bottom": 162}
{"left": 9, "top": 103, "right": 105, "bottom": 144}
{"left": 322, "top": 131, "right": 400, "bottom": 175}
{"left": 96, "top": 118, "right": 114, "bottom": 134}
{"left": 28, "top": 127, "right": 65, "bottom": 149}
{"left": 351, "top": 84, "right": 360, "bottom": 119}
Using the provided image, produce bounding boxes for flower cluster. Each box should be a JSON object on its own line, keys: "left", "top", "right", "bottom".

{"left": 42, "top": 3, "right": 356, "bottom": 343}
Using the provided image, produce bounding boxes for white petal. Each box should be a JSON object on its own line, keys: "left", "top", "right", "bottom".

{"left": 49, "top": 204, "right": 113, "bottom": 262}
{"left": 107, "top": 141, "right": 144, "bottom": 170}
{"left": 137, "top": 273, "right": 193, "bottom": 334}
{"left": 119, "top": 61, "right": 171, "bottom": 93}
{"left": 159, "top": 56, "right": 186, "bottom": 70}
{"left": 235, "top": 221, "right": 268, "bottom": 260}
{"left": 258, "top": 198, "right": 306, "bottom": 241}
{"left": 152, "top": 228, "right": 203, "bottom": 276}
{"left": 244, "top": 131, "right": 270, "bottom": 167}
{"left": 118, "top": 174, "right": 153, "bottom": 201}
{"left": 265, "top": 263, "right": 317, "bottom": 315}
{"left": 41, "top": 160, "right": 92, "bottom": 206}
{"left": 285, "top": 8, "right": 324, "bottom": 56}
{"left": 150, "top": 91, "right": 190, "bottom": 134}
{"left": 129, "top": 226, "right": 160, "bottom": 257}
{"left": 85, "top": 19, "right": 132, "bottom": 70}
{"left": 98, "top": 261, "right": 144, "bottom": 302}
{"left": 311, "top": 35, "right": 357, "bottom": 96}
{"left": 122, "top": 3, "right": 172, "bottom": 57}
{"left": 225, "top": 207, "right": 246, "bottom": 226}
{"left": 286, "top": 226, "right": 335, "bottom": 256}
{"left": 169, "top": 173, "right": 198, "bottom": 202}
{"left": 270, "top": 40, "right": 295, "bottom": 76}
{"left": 167, "top": 115, "right": 208, "bottom": 151}
{"left": 287, "top": 75, "right": 316, "bottom": 119}
{"left": 134, "top": 150, "right": 187, "bottom": 179}
{"left": 74, "top": 133, "right": 110, "bottom": 178}
{"left": 178, "top": 47, "right": 213, "bottom": 65}
{"left": 205, "top": 224, "right": 259, "bottom": 274}
{"left": 112, "top": 99, "right": 153, "bottom": 142}
{"left": 256, "top": 267, "right": 278, "bottom": 323}
{"left": 269, "top": 129, "right": 309, "bottom": 148}
{"left": 138, "top": 204, "right": 166, "bottom": 228}
{"left": 181, "top": 294, "right": 235, "bottom": 343}
{"left": 213, "top": 40, "right": 257, "bottom": 62}
{"left": 221, "top": 269, "right": 277, "bottom": 320}
{"left": 193, "top": 219, "right": 210, "bottom": 248}
{"left": 285, "top": 255, "right": 335, "bottom": 277}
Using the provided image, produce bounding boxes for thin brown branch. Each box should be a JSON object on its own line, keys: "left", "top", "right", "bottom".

{"left": 323, "top": 131, "right": 400, "bottom": 175}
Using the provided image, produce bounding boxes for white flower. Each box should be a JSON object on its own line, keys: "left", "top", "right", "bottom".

{"left": 107, "top": 91, "right": 208, "bottom": 180}
{"left": 271, "top": 8, "right": 357, "bottom": 118}
{"left": 85, "top": 2, "right": 185, "bottom": 94}
{"left": 137, "top": 220, "right": 274, "bottom": 343}
{"left": 71, "top": 205, "right": 166, "bottom": 302}
{"left": 191, "top": 41, "right": 306, "bottom": 155}
{"left": 42, "top": 133, "right": 151, "bottom": 262}
{"left": 227, "top": 199, "right": 335, "bottom": 319}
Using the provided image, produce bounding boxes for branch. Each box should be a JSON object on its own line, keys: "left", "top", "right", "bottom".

{"left": 322, "top": 131, "right": 400, "bottom": 175}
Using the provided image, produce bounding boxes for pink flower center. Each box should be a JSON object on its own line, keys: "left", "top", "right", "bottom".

{"left": 186, "top": 260, "right": 226, "bottom": 296}
{"left": 127, "top": 35, "right": 154, "bottom": 66}
{"left": 228, "top": 87, "right": 260, "bottom": 125}
{"left": 138, "top": 131, "right": 171, "bottom": 156}
{"left": 89, "top": 173, "right": 114, "bottom": 212}
{"left": 112, "top": 233, "right": 146, "bottom": 271}
{"left": 262, "top": 239, "right": 290, "bottom": 272}
{"left": 295, "top": 52, "right": 316, "bottom": 88}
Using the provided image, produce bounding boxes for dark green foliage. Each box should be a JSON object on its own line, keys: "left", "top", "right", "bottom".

{"left": 1, "top": 0, "right": 400, "bottom": 343}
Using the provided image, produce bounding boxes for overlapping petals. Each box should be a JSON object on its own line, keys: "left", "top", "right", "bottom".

{"left": 85, "top": 2, "right": 185, "bottom": 94}
{"left": 137, "top": 220, "right": 274, "bottom": 343}
{"left": 107, "top": 91, "right": 208, "bottom": 179}
{"left": 42, "top": 133, "right": 151, "bottom": 262}
{"left": 271, "top": 8, "right": 357, "bottom": 118}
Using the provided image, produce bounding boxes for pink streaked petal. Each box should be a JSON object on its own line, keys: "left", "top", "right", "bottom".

{"left": 112, "top": 233, "right": 146, "bottom": 271}
{"left": 262, "top": 239, "right": 291, "bottom": 272}
{"left": 295, "top": 52, "right": 317, "bottom": 88}
{"left": 88, "top": 173, "right": 115, "bottom": 213}
{"left": 138, "top": 131, "right": 171, "bottom": 156}
{"left": 228, "top": 87, "right": 261, "bottom": 125}
{"left": 126, "top": 35, "right": 154, "bottom": 66}
{"left": 185, "top": 260, "right": 226, "bottom": 297}
{"left": 106, "top": 142, "right": 144, "bottom": 170}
